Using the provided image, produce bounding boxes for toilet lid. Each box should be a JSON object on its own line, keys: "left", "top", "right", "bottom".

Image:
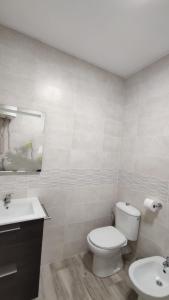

{"left": 89, "top": 226, "right": 127, "bottom": 250}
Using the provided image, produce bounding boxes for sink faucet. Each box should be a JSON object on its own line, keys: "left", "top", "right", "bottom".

{"left": 163, "top": 257, "right": 169, "bottom": 272}
{"left": 3, "top": 193, "right": 13, "bottom": 207}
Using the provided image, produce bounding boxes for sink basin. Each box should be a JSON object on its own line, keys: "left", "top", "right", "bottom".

{"left": 0, "top": 197, "right": 46, "bottom": 225}
{"left": 129, "top": 256, "right": 169, "bottom": 300}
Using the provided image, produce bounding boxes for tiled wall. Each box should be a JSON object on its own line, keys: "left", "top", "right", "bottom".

{"left": 0, "top": 25, "right": 124, "bottom": 264}
{"left": 1, "top": 24, "right": 168, "bottom": 263}
{"left": 119, "top": 55, "right": 169, "bottom": 258}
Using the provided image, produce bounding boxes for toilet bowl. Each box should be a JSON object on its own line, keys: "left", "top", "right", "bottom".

{"left": 87, "top": 202, "right": 141, "bottom": 278}
{"left": 129, "top": 256, "right": 169, "bottom": 300}
{"left": 87, "top": 226, "right": 127, "bottom": 277}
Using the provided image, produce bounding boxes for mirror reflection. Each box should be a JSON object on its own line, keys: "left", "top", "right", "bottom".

{"left": 0, "top": 105, "right": 44, "bottom": 174}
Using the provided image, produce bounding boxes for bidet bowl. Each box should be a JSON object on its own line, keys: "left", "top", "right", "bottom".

{"left": 129, "top": 256, "right": 169, "bottom": 300}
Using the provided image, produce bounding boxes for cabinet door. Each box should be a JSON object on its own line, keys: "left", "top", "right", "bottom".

{"left": 0, "top": 219, "right": 44, "bottom": 266}
{"left": 0, "top": 263, "right": 40, "bottom": 300}
{"left": 0, "top": 219, "right": 44, "bottom": 300}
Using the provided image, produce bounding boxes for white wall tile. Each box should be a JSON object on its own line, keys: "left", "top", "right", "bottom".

{"left": 0, "top": 25, "right": 124, "bottom": 264}
{"left": 119, "top": 54, "right": 169, "bottom": 258}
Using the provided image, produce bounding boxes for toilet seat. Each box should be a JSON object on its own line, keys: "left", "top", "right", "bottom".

{"left": 89, "top": 226, "right": 127, "bottom": 250}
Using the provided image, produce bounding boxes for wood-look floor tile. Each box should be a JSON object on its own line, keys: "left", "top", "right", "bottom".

{"left": 60, "top": 258, "right": 91, "bottom": 300}
{"left": 39, "top": 264, "right": 57, "bottom": 300}
{"left": 50, "top": 264, "right": 71, "bottom": 300}
{"left": 36, "top": 253, "right": 137, "bottom": 300}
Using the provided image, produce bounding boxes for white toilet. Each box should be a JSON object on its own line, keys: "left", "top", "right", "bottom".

{"left": 87, "top": 201, "right": 141, "bottom": 278}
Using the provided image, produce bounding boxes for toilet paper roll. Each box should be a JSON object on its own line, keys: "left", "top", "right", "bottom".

{"left": 144, "top": 198, "right": 158, "bottom": 212}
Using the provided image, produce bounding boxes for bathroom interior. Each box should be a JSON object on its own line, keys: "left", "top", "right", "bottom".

{"left": 0, "top": 1, "right": 169, "bottom": 300}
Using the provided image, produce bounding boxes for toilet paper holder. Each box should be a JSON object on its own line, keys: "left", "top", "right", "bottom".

{"left": 153, "top": 203, "right": 163, "bottom": 209}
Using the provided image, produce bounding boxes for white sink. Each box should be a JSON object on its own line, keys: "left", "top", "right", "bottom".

{"left": 0, "top": 197, "right": 46, "bottom": 226}
{"left": 129, "top": 256, "right": 169, "bottom": 300}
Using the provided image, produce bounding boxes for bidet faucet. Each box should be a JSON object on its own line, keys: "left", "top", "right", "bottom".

{"left": 3, "top": 193, "right": 13, "bottom": 207}
{"left": 163, "top": 257, "right": 169, "bottom": 271}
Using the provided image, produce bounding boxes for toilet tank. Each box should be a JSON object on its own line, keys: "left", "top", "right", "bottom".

{"left": 115, "top": 202, "right": 141, "bottom": 241}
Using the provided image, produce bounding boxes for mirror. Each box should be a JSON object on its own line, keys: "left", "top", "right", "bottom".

{"left": 0, "top": 105, "right": 45, "bottom": 174}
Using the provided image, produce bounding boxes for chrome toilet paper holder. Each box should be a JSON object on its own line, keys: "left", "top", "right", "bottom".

{"left": 153, "top": 203, "right": 163, "bottom": 209}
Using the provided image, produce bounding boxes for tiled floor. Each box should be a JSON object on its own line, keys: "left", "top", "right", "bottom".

{"left": 36, "top": 253, "right": 137, "bottom": 300}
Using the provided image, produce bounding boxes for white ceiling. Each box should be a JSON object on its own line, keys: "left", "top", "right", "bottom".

{"left": 0, "top": 0, "right": 169, "bottom": 77}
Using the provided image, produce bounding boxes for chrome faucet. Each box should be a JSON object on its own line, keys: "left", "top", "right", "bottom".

{"left": 3, "top": 193, "right": 13, "bottom": 207}
{"left": 163, "top": 257, "right": 169, "bottom": 272}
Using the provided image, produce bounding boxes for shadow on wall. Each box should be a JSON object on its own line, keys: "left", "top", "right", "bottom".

{"left": 142, "top": 210, "right": 158, "bottom": 225}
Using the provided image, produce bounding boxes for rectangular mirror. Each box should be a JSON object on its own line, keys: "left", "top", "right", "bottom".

{"left": 0, "top": 105, "right": 45, "bottom": 174}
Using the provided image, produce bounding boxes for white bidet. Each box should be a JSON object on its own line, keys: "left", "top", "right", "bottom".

{"left": 129, "top": 256, "right": 169, "bottom": 300}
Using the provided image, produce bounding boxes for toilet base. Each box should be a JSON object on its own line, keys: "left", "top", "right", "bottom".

{"left": 92, "top": 252, "right": 123, "bottom": 278}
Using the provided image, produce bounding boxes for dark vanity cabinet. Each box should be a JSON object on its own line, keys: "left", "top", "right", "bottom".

{"left": 0, "top": 219, "right": 44, "bottom": 300}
